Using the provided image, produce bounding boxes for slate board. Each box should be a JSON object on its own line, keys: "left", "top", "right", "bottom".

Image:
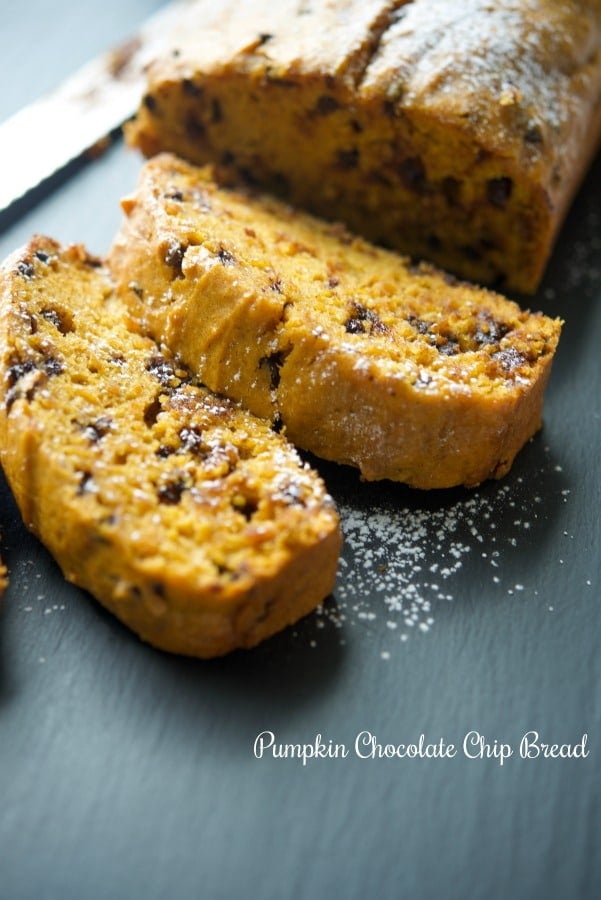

{"left": 1, "top": 3, "right": 600, "bottom": 898}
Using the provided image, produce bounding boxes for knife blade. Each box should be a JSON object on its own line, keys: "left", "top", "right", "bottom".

{"left": 0, "top": 0, "right": 193, "bottom": 214}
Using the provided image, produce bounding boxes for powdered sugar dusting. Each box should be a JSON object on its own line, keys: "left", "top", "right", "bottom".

{"left": 332, "top": 488, "right": 503, "bottom": 642}
{"left": 558, "top": 209, "right": 601, "bottom": 294}
{"left": 304, "top": 442, "right": 577, "bottom": 658}
{"left": 367, "top": 0, "right": 599, "bottom": 127}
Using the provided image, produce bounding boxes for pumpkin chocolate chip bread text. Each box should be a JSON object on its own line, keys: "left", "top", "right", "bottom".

{"left": 0, "top": 237, "right": 341, "bottom": 657}
{"left": 109, "top": 153, "right": 562, "bottom": 490}
{"left": 126, "top": 0, "right": 601, "bottom": 293}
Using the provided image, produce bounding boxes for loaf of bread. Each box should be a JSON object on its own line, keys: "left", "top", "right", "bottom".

{"left": 109, "top": 153, "right": 561, "bottom": 489}
{"left": 126, "top": 0, "right": 601, "bottom": 293}
{"left": 0, "top": 236, "right": 341, "bottom": 657}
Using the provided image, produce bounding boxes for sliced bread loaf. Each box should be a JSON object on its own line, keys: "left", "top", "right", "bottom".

{"left": 0, "top": 236, "right": 341, "bottom": 657}
{"left": 110, "top": 153, "right": 562, "bottom": 489}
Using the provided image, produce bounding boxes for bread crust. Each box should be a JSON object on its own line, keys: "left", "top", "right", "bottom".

{"left": 126, "top": 0, "right": 601, "bottom": 293}
{"left": 109, "top": 154, "right": 562, "bottom": 489}
{"left": 0, "top": 237, "right": 341, "bottom": 656}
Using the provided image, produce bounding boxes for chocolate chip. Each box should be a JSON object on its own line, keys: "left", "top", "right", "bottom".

{"left": 260, "top": 351, "right": 286, "bottom": 391}
{"left": 163, "top": 239, "right": 187, "bottom": 276}
{"left": 345, "top": 302, "right": 388, "bottom": 336}
{"left": 524, "top": 124, "right": 543, "bottom": 145}
{"left": 34, "top": 250, "right": 51, "bottom": 264}
{"left": 184, "top": 113, "right": 205, "bottom": 139}
{"left": 271, "top": 171, "right": 291, "bottom": 197}
{"left": 16, "top": 260, "right": 35, "bottom": 279}
{"left": 473, "top": 315, "right": 510, "bottom": 347}
{"left": 83, "top": 416, "right": 113, "bottom": 443}
{"left": 337, "top": 147, "right": 360, "bottom": 170}
{"left": 147, "top": 356, "right": 180, "bottom": 388}
{"left": 345, "top": 315, "right": 365, "bottom": 335}
{"left": 238, "top": 166, "right": 260, "bottom": 187}
{"left": 314, "top": 94, "right": 340, "bottom": 115}
{"left": 182, "top": 78, "right": 203, "bottom": 98}
{"left": 77, "top": 471, "right": 94, "bottom": 495}
{"left": 6, "top": 358, "right": 40, "bottom": 408}
{"left": 158, "top": 478, "right": 187, "bottom": 505}
{"left": 143, "top": 396, "right": 162, "bottom": 428}
{"left": 40, "top": 309, "right": 61, "bottom": 330}
{"left": 437, "top": 337, "right": 460, "bottom": 356}
{"left": 41, "top": 307, "right": 73, "bottom": 334}
{"left": 83, "top": 253, "right": 102, "bottom": 269}
{"left": 142, "top": 94, "right": 158, "bottom": 113}
{"left": 366, "top": 310, "right": 389, "bottom": 335}
{"left": 492, "top": 347, "right": 526, "bottom": 371}
{"left": 407, "top": 315, "right": 430, "bottom": 335}
{"left": 164, "top": 190, "right": 184, "bottom": 202}
{"left": 43, "top": 356, "right": 64, "bottom": 377}
{"left": 7, "top": 358, "right": 36, "bottom": 387}
{"left": 462, "top": 243, "right": 483, "bottom": 262}
{"left": 442, "top": 176, "right": 461, "bottom": 206}
{"left": 217, "top": 247, "right": 236, "bottom": 266}
{"left": 367, "top": 169, "right": 392, "bottom": 187}
{"left": 399, "top": 157, "right": 426, "bottom": 193}
{"left": 487, "top": 177, "right": 513, "bottom": 208}
{"left": 258, "top": 33, "right": 273, "bottom": 45}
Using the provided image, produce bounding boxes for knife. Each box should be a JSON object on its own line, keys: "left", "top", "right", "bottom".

{"left": 0, "top": 0, "right": 193, "bottom": 214}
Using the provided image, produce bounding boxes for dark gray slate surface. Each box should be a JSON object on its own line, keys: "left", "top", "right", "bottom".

{"left": 1, "top": 3, "right": 600, "bottom": 898}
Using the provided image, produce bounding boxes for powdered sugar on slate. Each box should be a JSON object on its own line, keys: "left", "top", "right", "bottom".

{"left": 306, "top": 442, "right": 575, "bottom": 656}
{"left": 333, "top": 489, "right": 499, "bottom": 642}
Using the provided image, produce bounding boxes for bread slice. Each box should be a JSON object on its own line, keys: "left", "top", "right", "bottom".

{"left": 0, "top": 236, "right": 341, "bottom": 657}
{"left": 126, "top": 0, "right": 601, "bottom": 293}
{"left": 109, "top": 153, "right": 562, "bottom": 489}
